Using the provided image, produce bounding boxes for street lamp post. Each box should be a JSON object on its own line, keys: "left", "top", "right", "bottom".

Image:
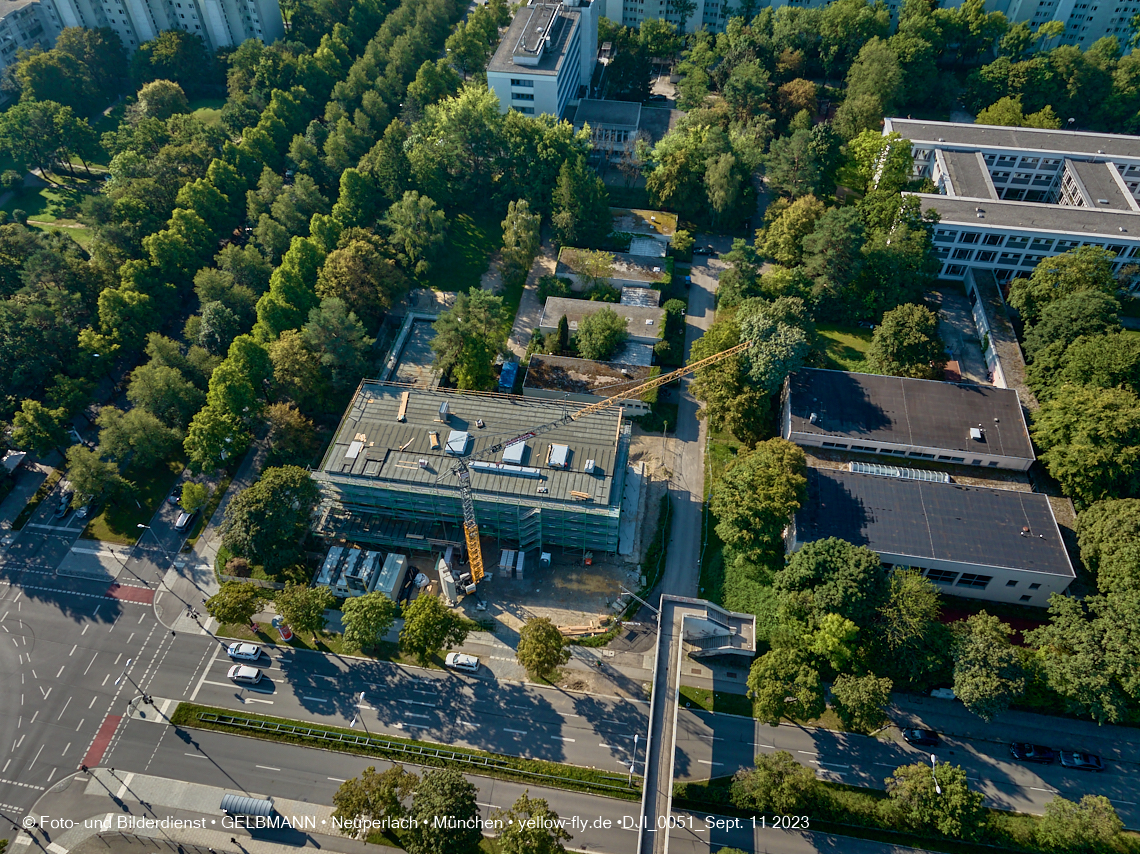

{"left": 930, "top": 753, "right": 942, "bottom": 795}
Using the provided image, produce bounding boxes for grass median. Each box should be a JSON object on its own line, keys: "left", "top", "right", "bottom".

{"left": 171, "top": 702, "right": 640, "bottom": 801}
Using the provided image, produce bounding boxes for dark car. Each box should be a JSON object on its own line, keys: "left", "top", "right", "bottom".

{"left": 647, "top": 94, "right": 667, "bottom": 102}
{"left": 1059, "top": 751, "right": 1104, "bottom": 771}
{"left": 692, "top": 246, "right": 710, "bottom": 256}
{"left": 902, "top": 728, "right": 940, "bottom": 747}
{"left": 54, "top": 489, "right": 74, "bottom": 519}
{"left": 1010, "top": 743, "right": 1056, "bottom": 764}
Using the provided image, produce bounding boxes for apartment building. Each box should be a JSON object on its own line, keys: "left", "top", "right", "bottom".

{"left": 0, "top": 0, "right": 63, "bottom": 78}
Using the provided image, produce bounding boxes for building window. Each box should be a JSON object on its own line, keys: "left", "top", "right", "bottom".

{"left": 959, "top": 232, "right": 980, "bottom": 244}
{"left": 976, "top": 251, "right": 997, "bottom": 263}
{"left": 821, "top": 442, "right": 848, "bottom": 448}
{"left": 937, "top": 455, "right": 965, "bottom": 462}
{"left": 512, "top": 93, "right": 534, "bottom": 101}
{"left": 908, "top": 451, "right": 936, "bottom": 459}
{"left": 516, "top": 106, "right": 535, "bottom": 114}
{"left": 926, "top": 569, "right": 958, "bottom": 585}
{"left": 509, "top": 78, "right": 534, "bottom": 87}
{"left": 934, "top": 229, "right": 957, "bottom": 243}
{"left": 1020, "top": 595, "right": 1033, "bottom": 602}
{"left": 1006, "top": 579, "right": 1018, "bottom": 587}
{"left": 945, "top": 264, "right": 966, "bottom": 276}
{"left": 983, "top": 234, "right": 1004, "bottom": 246}
{"left": 957, "top": 573, "right": 993, "bottom": 589}
{"left": 1029, "top": 582, "right": 1041, "bottom": 590}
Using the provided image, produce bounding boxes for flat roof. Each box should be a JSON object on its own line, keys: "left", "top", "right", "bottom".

{"left": 885, "top": 118, "right": 1140, "bottom": 160}
{"left": 940, "top": 150, "right": 996, "bottom": 200}
{"left": 610, "top": 207, "right": 677, "bottom": 238}
{"left": 557, "top": 247, "right": 669, "bottom": 285}
{"left": 524, "top": 354, "right": 653, "bottom": 398}
{"left": 911, "top": 193, "right": 1140, "bottom": 240}
{"left": 796, "top": 468, "right": 1075, "bottom": 578}
{"left": 620, "top": 286, "right": 661, "bottom": 307}
{"left": 540, "top": 296, "right": 665, "bottom": 335}
{"left": 573, "top": 98, "right": 641, "bottom": 128}
{"left": 319, "top": 384, "right": 623, "bottom": 506}
{"left": 787, "top": 368, "right": 1035, "bottom": 461}
{"left": 487, "top": 2, "right": 580, "bottom": 76}
{"left": 1065, "top": 160, "right": 1137, "bottom": 211}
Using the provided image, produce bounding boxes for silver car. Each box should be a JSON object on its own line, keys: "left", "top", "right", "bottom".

{"left": 227, "top": 664, "right": 262, "bottom": 685}
{"left": 227, "top": 642, "right": 261, "bottom": 661}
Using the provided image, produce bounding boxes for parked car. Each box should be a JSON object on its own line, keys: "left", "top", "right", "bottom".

{"left": 227, "top": 664, "right": 263, "bottom": 685}
{"left": 1059, "top": 751, "right": 1104, "bottom": 771}
{"left": 1010, "top": 743, "right": 1056, "bottom": 764}
{"left": 692, "top": 246, "right": 711, "bottom": 256}
{"left": 175, "top": 509, "right": 198, "bottom": 532}
{"left": 902, "top": 728, "right": 940, "bottom": 747}
{"left": 54, "top": 489, "right": 74, "bottom": 519}
{"left": 227, "top": 642, "right": 261, "bottom": 661}
{"left": 445, "top": 652, "right": 480, "bottom": 674}
{"left": 76, "top": 503, "right": 92, "bottom": 520}
{"left": 646, "top": 94, "right": 667, "bottom": 102}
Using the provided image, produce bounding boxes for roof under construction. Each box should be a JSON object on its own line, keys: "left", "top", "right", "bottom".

{"left": 317, "top": 383, "right": 626, "bottom": 507}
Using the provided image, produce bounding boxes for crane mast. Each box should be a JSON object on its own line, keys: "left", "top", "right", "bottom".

{"left": 453, "top": 340, "right": 752, "bottom": 582}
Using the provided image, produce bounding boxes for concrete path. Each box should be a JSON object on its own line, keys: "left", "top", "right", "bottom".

{"left": 0, "top": 460, "right": 50, "bottom": 530}
{"left": 506, "top": 239, "right": 557, "bottom": 358}
{"left": 929, "top": 283, "right": 989, "bottom": 383}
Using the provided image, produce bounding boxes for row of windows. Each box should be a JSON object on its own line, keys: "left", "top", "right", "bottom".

{"left": 509, "top": 78, "right": 534, "bottom": 87}
{"left": 512, "top": 92, "right": 534, "bottom": 101}
{"left": 936, "top": 230, "right": 1137, "bottom": 257}
{"left": 817, "top": 441, "right": 992, "bottom": 465}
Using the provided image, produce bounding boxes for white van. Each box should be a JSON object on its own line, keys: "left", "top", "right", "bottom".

{"left": 444, "top": 652, "right": 480, "bottom": 673}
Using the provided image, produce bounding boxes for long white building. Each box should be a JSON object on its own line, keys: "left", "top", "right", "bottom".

{"left": 0, "top": 0, "right": 64, "bottom": 78}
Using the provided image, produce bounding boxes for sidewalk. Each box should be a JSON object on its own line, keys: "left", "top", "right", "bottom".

{"left": 506, "top": 238, "right": 556, "bottom": 358}
{"left": 0, "top": 460, "right": 50, "bottom": 531}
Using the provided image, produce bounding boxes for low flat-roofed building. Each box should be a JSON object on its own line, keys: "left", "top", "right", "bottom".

{"left": 610, "top": 207, "right": 677, "bottom": 242}
{"left": 788, "top": 468, "right": 1075, "bottom": 606}
{"left": 539, "top": 296, "right": 664, "bottom": 344}
{"left": 556, "top": 247, "right": 670, "bottom": 289}
{"left": 523, "top": 354, "right": 653, "bottom": 414}
{"left": 782, "top": 368, "right": 1035, "bottom": 471}
{"left": 314, "top": 383, "right": 630, "bottom": 555}
{"left": 620, "top": 286, "right": 661, "bottom": 307}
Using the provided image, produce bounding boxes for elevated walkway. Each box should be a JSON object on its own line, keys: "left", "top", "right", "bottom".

{"left": 637, "top": 596, "right": 756, "bottom": 854}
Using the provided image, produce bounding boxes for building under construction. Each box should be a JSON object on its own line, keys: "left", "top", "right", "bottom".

{"left": 312, "top": 382, "right": 632, "bottom": 557}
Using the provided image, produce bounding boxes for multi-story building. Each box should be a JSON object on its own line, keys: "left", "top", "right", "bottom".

{"left": 313, "top": 383, "right": 633, "bottom": 556}
{"left": 487, "top": 0, "right": 598, "bottom": 117}
{"left": 598, "top": 0, "right": 733, "bottom": 34}
{"left": 885, "top": 118, "right": 1140, "bottom": 281}
{"left": 0, "top": 0, "right": 63, "bottom": 79}
{"left": 49, "top": 0, "right": 282, "bottom": 53}
{"left": 943, "top": 0, "right": 1139, "bottom": 50}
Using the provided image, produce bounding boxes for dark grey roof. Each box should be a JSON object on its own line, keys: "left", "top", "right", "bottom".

{"left": 796, "top": 468, "right": 1074, "bottom": 577}
{"left": 573, "top": 98, "right": 641, "bottom": 128}
{"left": 539, "top": 296, "right": 665, "bottom": 333}
{"left": 787, "top": 369, "right": 1034, "bottom": 461}
{"left": 487, "top": 3, "right": 580, "bottom": 76}
{"left": 885, "top": 118, "right": 1140, "bottom": 160}
{"left": 939, "top": 150, "right": 997, "bottom": 200}
{"left": 911, "top": 193, "right": 1140, "bottom": 240}
{"left": 317, "top": 383, "right": 623, "bottom": 506}
{"left": 1065, "top": 160, "right": 1138, "bottom": 211}
{"left": 524, "top": 354, "right": 652, "bottom": 396}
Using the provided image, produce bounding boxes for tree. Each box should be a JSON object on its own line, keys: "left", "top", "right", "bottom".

{"left": 730, "top": 751, "right": 818, "bottom": 813}
{"left": 724, "top": 61, "right": 771, "bottom": 123}
{"left": 269, "top": 331, "right": 326, "bottom": 412}
{"left": 301, "top": 297, "right": 374, "bottom": 392}
{"left": 844, "top": 37, "right": 903, "bottom": 117}
{"left": 204, "top": 580, "right": 265, "bottom": 626}
{"left": 198, "top": 301, "right": 242, "bottom": 356}
{"left": 383, "top": 190, "right": 447, "bottom": 276}
{"left": 128, "top": 362, "right": 205, "bottom": 429}
{"left": 873, "top": 570, "right": 945, "bottom": 686}
{"left": 710, "top": 438, "right": 807, "bottom": 559}
{"left": 556, "top": 315, "right": 570, "bottom": 355}
{"left": 65, "top": 445, "right": 121, "bottom": 505}
{"left": 500, "top": 199, "right": 542, "bottom": 288}
{"left": 831, "top": 673, "right": 893, "bottom": 734}
{"left": 1008, "top": 247, "right": 1119, "bottom": 324}
{"left": 400, "top": 594, "right": 469, "bottom": 665}
{"left": 131, "top": 29, "right": 212, "bottom": 90}
{"left": 575, "top": 249, "right": 616, "bottom": 290}
{"left": 552, "top": 156, "right": 611, "bottom": 248}
{"left": 806, "top": 612, "right": 860, "bottom": 672}
{"left": 575, "top": 307, "right": 629, "bottom": 361}
{"left": 96, "top": 407, "right": 180, "bottom": 470}
{"left": 883, "top": 761, "right": 985, "bottom": 840}
{"left": 761, "top": 195, "right": 826, "bottom": 267}
{"left": 11, "top": 400, "right": 70, "bottom": 457}
{"left": 341, "top": 592, "right": 401, "bottom": 654}
{"left": 689, "top": 315, "right": 767, "bottom": 443}
{"left": 1077, "top": 498, "right": 1140, "bottom": 591}
{"left": 276, "top": 583, "right": 334, "bottom": 641}
{"left": 1031, "top": 384, "right": 1140, "bottom": 504}
{"left": 776, "top": 538, "right": 889, "bottom": 629}
{"left": 221, "top": 466, "right": 320, "bottom": 575}
{"left": 747, "top": 646, "right": 826, "bottom": 724}
{"left": 738, "top": 297, "right": 814, "bottom": 395}
{"left": 265, "top": 402, "right": 320, "bottom": 467}
{"left": 333, "top": 765, "right": 418, "bottom": 836}
{"left": 404, "top": 768, "right": 481, "bottom": 854}
{"left": 766, "top": 129, "right": 821, "bottom": 198}
{"left": 867, "top": 303, "right": 945, "bottom": 379}
{"left": 493, "top": 792, "right": 573, "bottom": 854}
{"left": 1036, "top": 795, "right": 1123, "bottom": 853}
{"left": 516, "top": 617, "right": 570, "bottom": 679}
{"left": 952, "top": 611, "right": 1026, "bottom": 721}
{"left": 976, "top": 95, "right": 1062, "bottom": 128}
{"left": 136, "top": 79, "right": 189, "bottom": 119}
{"left": 1023, "top": 290, "right": 1121, "bottom": 363}
{"left": 180, "top": 481, "right": 209, "bottom": 514}
{"left": 431, "top": 290, "right": 511, "bottom": 390}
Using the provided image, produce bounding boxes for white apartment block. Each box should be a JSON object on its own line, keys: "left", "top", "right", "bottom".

{"left": 944, "top": 0, "right": 1139, "bottom": 50}
{"left": 487, "top": 0, "right": 598, "bottom": 117}
{"left": 885, "top": 118, "right": 1140, "bottom": 282}
{"left": 49, "top": 0, "right": 282, "bottom": 53}
{"left": 0, "top": 0, "right": 63, "bottom": 78}
{"left": 597, "top": 0, "right": 735, "bottom": 33}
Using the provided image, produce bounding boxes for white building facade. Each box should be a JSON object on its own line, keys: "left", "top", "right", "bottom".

{"left": 0, "top": 0, "right": 63, "bottom": 79}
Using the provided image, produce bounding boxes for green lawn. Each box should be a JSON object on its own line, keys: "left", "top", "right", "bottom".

{"left": 189, "top": 97, "right": 226, "bottom": 127}
{"left": 2, "top": 183, "right": 84, "bottom": 222}
{"left": 83, "top": 456, "right": 185, "bottom": 545}
{"left": 423, "top": 211, "right": 503, "bottom": 295}
{"left": 817, "top": 323, "right": 874, "bottom": 372}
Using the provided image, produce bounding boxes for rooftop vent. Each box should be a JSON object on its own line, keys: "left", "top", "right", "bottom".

{"left": 977, "top": 213, "right": 984, "bottom": 218}
{"left": 1121, "top": 227, "right": 1128, "bottom": 232}
{"left": 970, "top": 427, "right": 984, "bottom": 441}
{"left": 809, "top": 412, "right": 819, "bottom": 425}
{"left": 1098, "top": 149, "right": 1105, "bottom": 154}
{"left": 975, "top": 207, "right": 984, "bottom": 212}
{"left": 1098, "top": 198, "right": 1110, "bottom": 205}
{"left": 650, "top": 215, "right": 657, "bottom": 221}
{"left": 438, "top": 401, "right": 450, "bottom": 423}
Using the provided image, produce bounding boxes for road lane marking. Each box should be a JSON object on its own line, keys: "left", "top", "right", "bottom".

{"left": 27, "top": 744, "right": 44, "bottom": 770}
{"left": 328, "top": 777, "right": 346, "bottom": 783}
{"left": 797, "top": 750, "right": 818, "bottom": 756}
{"left": 76, "top": 719, "right": 84, "bottom": 731}
{"left": 256, "top": 765, "right": 281, "bottom": 771}
{"left": 89, "top": 696, "right": 97, "bottom": 708}
{"left": 81, "top": 625, "right": 88, "bottom": 635}
{"left": 57, "top": 697, "right": 71, "bottom": 719}
{"left": 476, "top": 803, "right": 500, "bottom": 809}
{"left": 301, "top": 696, "right": 331, "bottom": 703}
{"left": 243, "top": 698, "right": 273, "bottom": 705}
{"left": 56, "top": 666, "right": 64, "bottom": 678}
{"left": 61, "top": 743, "right": 70, "bottom": 756}
{"left": 875, "top": 762, "right": 897, "bottom": 768}
{"left": 184, "top": 753, "right": 207, "bottom": 758}
{"left": 69, "top": 645, "right": 76, "bottom": 656}
{"left": 39, "top": 687, "right": 51, "bottom": 701}
{"left": 405, "top": 713, "right": 431, "bottom": 720}
{"left": 396, "top": 699, "right": 436, "bottom": 707}
{"left": 190, "top": 643, "right": 222, "bottom": 703}
{"left": 816, "top": 762, "right": 850, "bottom": 769}
{"left": 102, "top": 674, "right": 109, "bottom": 687}
{"left": 138, "top": 613, "right": 146, "bottom": 624}
{"left": 552, "top": 736, "right": 575, "bottom": 742}
{"left": 696, "top": 760, "right": 722, "bottom": 766}
{"left": 504, "top": 728, "right": 528, "bottom": 735}
{"left": 126, "top": 632, "right": 134, "bottom": 645}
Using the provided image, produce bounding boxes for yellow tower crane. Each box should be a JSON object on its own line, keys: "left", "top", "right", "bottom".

{"left": 453, "top": 339, "right": 753, "bottom": 582}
